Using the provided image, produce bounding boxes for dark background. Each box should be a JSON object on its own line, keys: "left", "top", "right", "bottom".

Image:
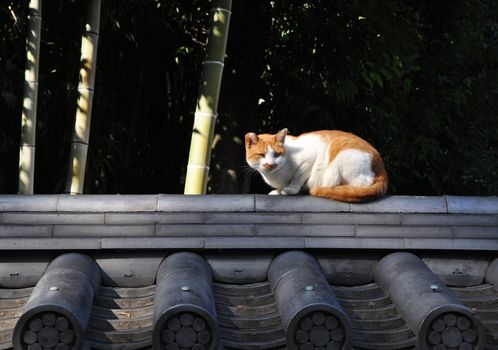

{"left": 1, "top": 0, "right": 497, "bottom": 195}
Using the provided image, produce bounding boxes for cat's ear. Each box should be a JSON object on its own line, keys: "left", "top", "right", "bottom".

{"left": 275, "top": 128, "right": 288, "bottom": 143}
{"left": 245, "top": 132, "right": 259, "bottom": 147}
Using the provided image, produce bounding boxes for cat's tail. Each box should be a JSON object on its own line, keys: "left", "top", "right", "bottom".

{"left": 310, "top": 172, "right": 388, "bottom": 203}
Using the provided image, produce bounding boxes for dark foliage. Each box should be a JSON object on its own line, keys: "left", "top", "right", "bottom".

{"left": 1, "top": 0, "right": 497, "bottom": 195}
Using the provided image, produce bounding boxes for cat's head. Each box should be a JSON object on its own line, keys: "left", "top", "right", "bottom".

{"left": 245, "top": 128, "right": 288, "bottom": 173}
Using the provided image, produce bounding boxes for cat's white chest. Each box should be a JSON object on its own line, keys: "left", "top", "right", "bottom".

{"left": 288, "top": 135, "right": 322, "bottom": 176}
{"left": 259, "top": 170, "right": 290, "bottom": 189}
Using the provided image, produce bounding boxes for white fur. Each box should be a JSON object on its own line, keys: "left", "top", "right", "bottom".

{"left": 326, "top": 149, "right": 374, "bottom": 187}
{"left": 249, "top": 134, "right": 374, "bottom": 195}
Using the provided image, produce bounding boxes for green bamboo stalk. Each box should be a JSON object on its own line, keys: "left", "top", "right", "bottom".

{"left": 18, "top": 0, "right": 42, "bottom": 194}
{"left": 65, "top": 0, "right": 101, "bottom": 194}
{"left": 184, "top": 0, "right": 232, "bottom": 194}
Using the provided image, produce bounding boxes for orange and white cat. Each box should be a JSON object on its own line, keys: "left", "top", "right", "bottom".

{"left": 245, "top": 129, "right": 388, "bottom": 203}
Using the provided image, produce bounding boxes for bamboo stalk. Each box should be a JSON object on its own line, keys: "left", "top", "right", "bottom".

{"left": 184, "top": 0, "right": 233, "bottom": 194}
{"left": 65, "top": 0, "right": 101, "bottom": 194}
{"left": 18, "top": 0, "right": 42, "bottom": 194}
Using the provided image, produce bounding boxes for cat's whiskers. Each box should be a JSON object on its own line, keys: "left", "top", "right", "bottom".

{"left": 239, "top": 165, "right": 258, "bottom": 176}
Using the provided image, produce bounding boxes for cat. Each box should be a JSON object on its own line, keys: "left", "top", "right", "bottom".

{"left": 245, "top": 128, "right": 388, "bottom": 203}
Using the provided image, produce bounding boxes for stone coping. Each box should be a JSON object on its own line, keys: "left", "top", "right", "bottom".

{"left": 0, "top": 194, "right": 496, "bottom": 214}
{"left": 0, "top": 194, "right": 496, "bottom": 251}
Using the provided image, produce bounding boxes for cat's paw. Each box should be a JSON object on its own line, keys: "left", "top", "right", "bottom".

{"left": 282, "top": 187, "right": 298, "bottom": 195}
{"left": 268, "top": 190, "right": 281, "bottom": 195}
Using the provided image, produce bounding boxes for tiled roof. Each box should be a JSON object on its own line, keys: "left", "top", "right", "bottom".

{"left": 0, "top": 194, "right": 497, "bottom": 251}
{"left": 0, "top": 194, "right": 497, "bottom": 350}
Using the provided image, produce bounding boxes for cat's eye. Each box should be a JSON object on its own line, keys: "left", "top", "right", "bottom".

{"left": 274, "top": 152, "right": 281, "bottom": 157}
{"left": 257, "top": 153, "right": 265, "bottom": 157}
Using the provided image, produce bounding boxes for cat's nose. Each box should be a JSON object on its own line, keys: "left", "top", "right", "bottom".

{"left": 262, "top": 163, "right": 275, "bottom": 171}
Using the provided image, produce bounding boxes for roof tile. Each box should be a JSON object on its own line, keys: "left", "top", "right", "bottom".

{"left": 158, "top": 194, "right": 254, "bottom": 212}
{"left": 351, "top": 195, "right": 448, "bottom": 213}
{"left": 255, "top": 194, "right": 350, "bottom": 212}
{"left": 0, "top": 195, "right": 59, "bottom": 212}
{"left": 447, "top": 195, "right": 498, "bottom": 214}
{"left": 57, "top": 194, "right": 158, "bottom": 212}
